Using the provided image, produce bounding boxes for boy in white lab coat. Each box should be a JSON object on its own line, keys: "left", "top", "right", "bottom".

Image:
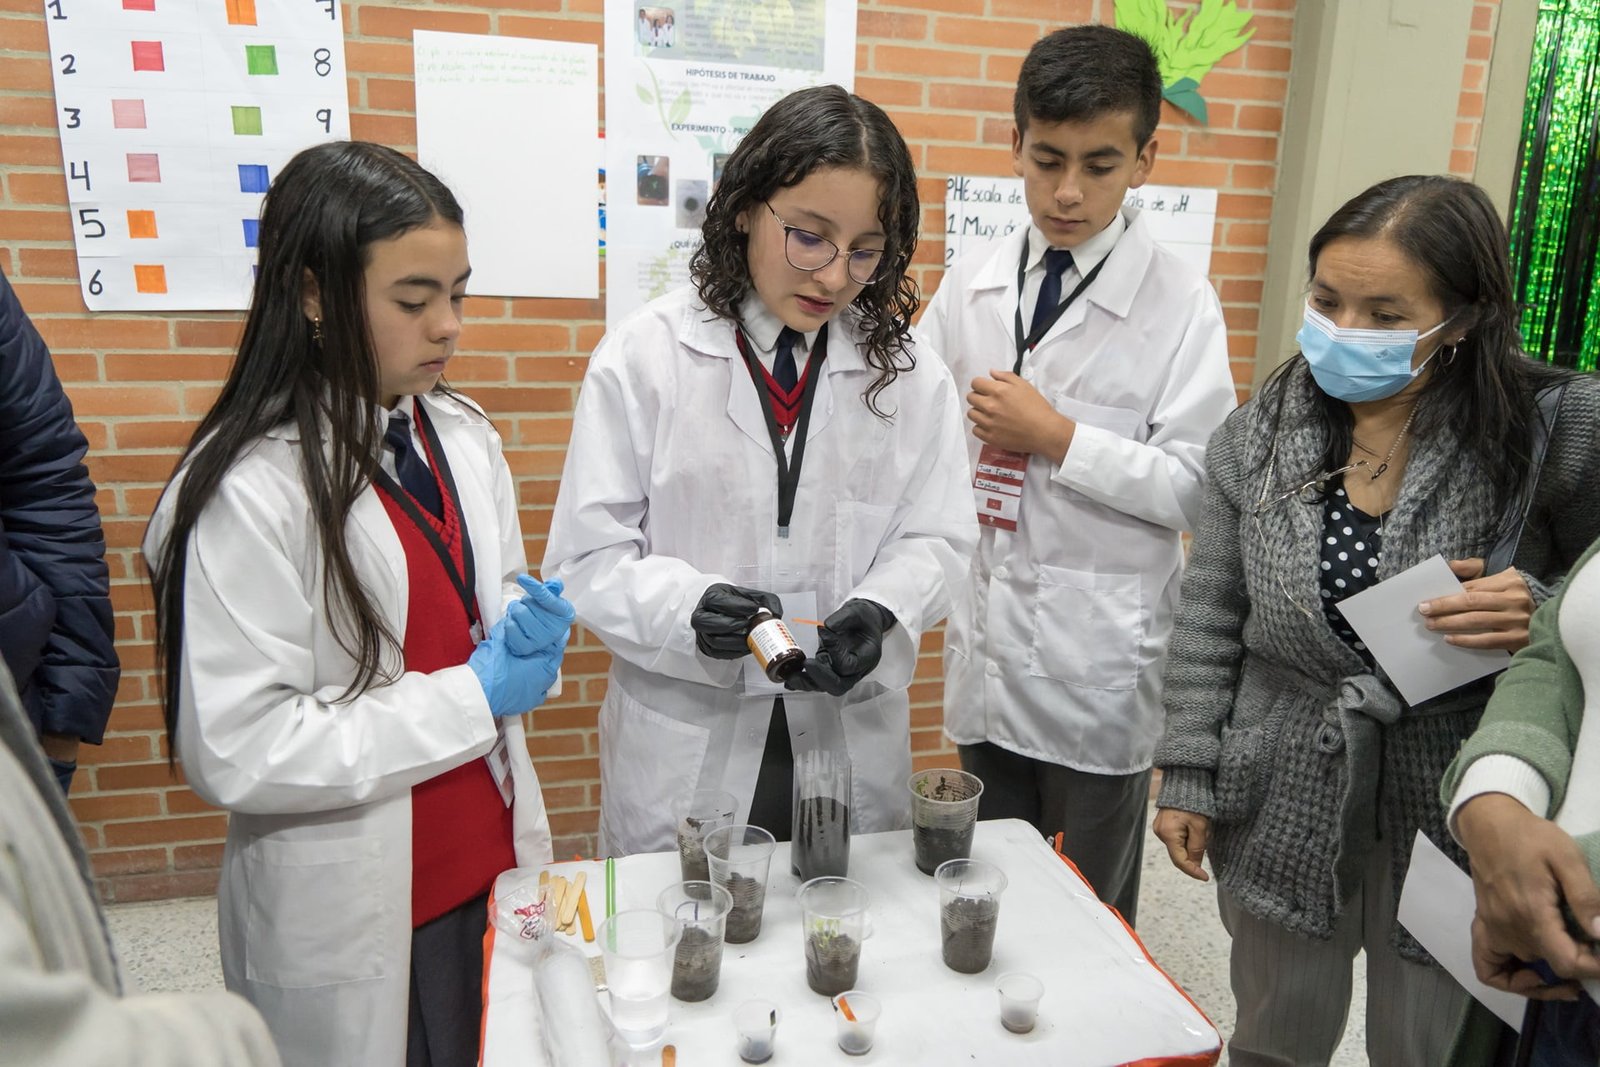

{"left": 920, "top": 25, "right": 1236, "bottom": 925}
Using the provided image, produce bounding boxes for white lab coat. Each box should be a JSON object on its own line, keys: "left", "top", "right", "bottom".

{"left": 142, "top": 392, "right": 553, "bottom": 1067}
{"left": 921, "top": 210, "right": 1236, "bottom": 774}
{"left": 544, "top": 285, "right": 977, "bottom": 856}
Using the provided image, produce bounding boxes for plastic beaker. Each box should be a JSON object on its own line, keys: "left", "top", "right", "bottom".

{"left": 675, "top": 788, "right": 738, "bottom": 883}
{"left": 596, "top": 909, "right": 680, "bottom": 1049}
{"left": 702, "top": 824, "right": 776, "bottom": 944}
{"left": 797, "top": 876, "right": 871, "bottom": 996}
{"left": 909, "top": 768, "right": 984, "bottom": 874}
{"left": 655, "top": 880, "right": 733, "bottom": 1002}
{"left": 936, "top": 857, "right": 1007, "bottom": 974}
{"left": 733, "top": 999, "right": 781, "bottom": 1064}
{"left": 792, "top": 749, "right": 852, "bottom": 881}
{"left": 831, "top": 990, "right": 881, "bottom": 1055}
{"left": 996, "top": 972, "right": 1044, "bottom": 1033}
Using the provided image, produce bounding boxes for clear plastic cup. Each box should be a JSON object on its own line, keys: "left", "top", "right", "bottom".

{"left": 909, "top": 768, "right": 984, "bottom": 874}
{"left": 656, "top": 880, "right": 733, "bottom": 1002}
{"left": 797, "top": 876, "right": 871, "bottom": 996}
{"left": 936, "top": 857, "right": 1007, "bottom": 974}
{"left": 831, "top": 990, "right": 881, "bottom": 1056}
{"left": 733, "top": 999, "right": 781, "bottom": 1063}
{"left": 792, "top": 749, "right": 851, "bottom": 881}
{"left": 596, "top": 909, "right": 680, "bottom": 1049}
{"left": 996, "top": 971, "right": 1044, "bottom": 1034}
{"left": 703, "top": 824, "right": 777, "bottom": 944}
{"left": 675, "top": 788, "right": 738, "bottom": 883}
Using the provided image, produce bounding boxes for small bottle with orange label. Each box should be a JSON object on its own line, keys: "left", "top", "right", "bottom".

{"left": 745, "top": 609, "right": 804, "bottom": 683}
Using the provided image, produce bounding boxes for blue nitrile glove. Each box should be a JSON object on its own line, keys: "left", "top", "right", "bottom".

{"left": 784, "top": 599, "right": 897, "bottom": 697}
{"left": 469, "top": 620, "right": 570, "bottom": 718}
{"left": 502, "top": 575, "right": 575, "bottom": 656}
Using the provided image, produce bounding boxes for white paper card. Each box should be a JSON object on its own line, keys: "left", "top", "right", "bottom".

{"left": 415, "top": 31, "right": 599, "bottom": 299}
{"left": 1333, "top": 555, "right": 1510, "bottom": 705}
{"left": 742, "top": 590, "right": 819, "bottom": 697}
{"left": 1398, "top": 830, "right": 1526, "bottom": 1028}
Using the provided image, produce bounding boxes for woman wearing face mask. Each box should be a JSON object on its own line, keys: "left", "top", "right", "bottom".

{"left": 1151, "top": 174, "right": 1600, "bottom": 1065}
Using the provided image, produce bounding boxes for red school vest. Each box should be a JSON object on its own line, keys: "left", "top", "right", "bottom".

{"left": 375, "top": 418, "right": 516, "bottom": 928}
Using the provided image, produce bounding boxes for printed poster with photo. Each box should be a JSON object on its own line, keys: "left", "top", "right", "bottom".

{"left": 603, "top": 0, "right": 858, "bottom": 329}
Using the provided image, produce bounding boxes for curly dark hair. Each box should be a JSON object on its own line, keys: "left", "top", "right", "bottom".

{"left": 689, "top": 84, "right": 920, "bottom": 417}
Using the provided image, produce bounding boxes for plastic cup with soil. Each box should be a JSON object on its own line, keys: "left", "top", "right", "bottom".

{"left": 935, "top": 858, "right": 1007, "bottom": 974}
{"left": 656, "top": 880, "right": 733, "bottom": 1002}
{"left": 703, "top": 824, "right": 776, "bottom": 945}
{"left": 909, "top": 768, "right": 983, "bottom": 874}
{"left": 675, "top": 788, "right": 738, "bottom": 884}
{"left": 792, "top": 750, "right": 851, "bottom": 882}
{"left": 797, "top": 876, "right": 871, "bottom": 996}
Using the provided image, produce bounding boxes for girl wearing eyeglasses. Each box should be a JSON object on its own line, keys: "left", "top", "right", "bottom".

{"left": 544, "top": 85, "right": 977, "bottom": 856}
{"left": 1152, "top": 175, "right": 1600, "bottom": 1066}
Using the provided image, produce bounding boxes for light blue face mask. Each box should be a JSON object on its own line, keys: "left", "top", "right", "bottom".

{"left": 1296, "top": 303, "right": 1450, "bottom": 403}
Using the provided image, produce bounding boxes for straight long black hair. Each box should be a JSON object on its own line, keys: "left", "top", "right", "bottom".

{"left": 149, "top": 141, "right": 465, "bottom": 752}
{"left": 690, "top": 84, "right": 921, "bottom": 417}
{"left": 1259, "top": 174, "right": 1575, "bottom": 534}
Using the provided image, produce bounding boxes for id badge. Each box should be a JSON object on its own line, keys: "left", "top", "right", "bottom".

{"left": 485, "top": 732, "right": 515, "bottom": 808}
{"left": 973, "top": 443, "right": 1027, "bottom": 531}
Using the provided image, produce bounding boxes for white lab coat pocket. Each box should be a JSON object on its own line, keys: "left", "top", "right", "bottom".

{"left": 243, "top": 835, "right": 385, "bottom": 988}
{"left": 1027, "top": 565, "right": 1145, "bottom": 691}
{"left": 597, "top": 686, "right": 711, "bottom": 855}
{"left": 1051, "top": 393, "right": 1145, "bottom": 447}
{"left": 834, "top": 501, "right": 897, "bottom": 592}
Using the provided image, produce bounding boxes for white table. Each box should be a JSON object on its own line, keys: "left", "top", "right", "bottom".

{"left": 481, "top": 818, "right": 1219, "bottom": 1066}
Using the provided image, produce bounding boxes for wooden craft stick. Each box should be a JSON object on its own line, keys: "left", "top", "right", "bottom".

{"left": 559, "top": 872, "right": 586, "bottom": 931}
{"left": 577, "top": 887, "right": 595, "bottom": 942}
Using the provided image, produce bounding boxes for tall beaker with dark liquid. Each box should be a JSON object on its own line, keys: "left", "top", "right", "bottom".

{"left": 792, "top": 750, "right": 851, "bottom": 882}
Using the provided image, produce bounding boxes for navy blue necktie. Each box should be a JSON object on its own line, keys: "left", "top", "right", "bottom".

{"left": 773, "top": 327, "right": 801, "bottom": 392}
{"left": 1029, "top": 248, "right": 1076, "bottom": 337}
{"left": 385, "top": 412, "right": 443, "bottom": 519}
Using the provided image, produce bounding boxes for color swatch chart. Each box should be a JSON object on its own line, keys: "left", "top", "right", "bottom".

{"left": 44, "top": 0, "right": 351, "bottom": 310}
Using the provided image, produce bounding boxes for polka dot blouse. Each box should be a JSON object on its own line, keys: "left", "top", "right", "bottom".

{"left": 1320, "top": 480, "right": 1383, "bottom": 665}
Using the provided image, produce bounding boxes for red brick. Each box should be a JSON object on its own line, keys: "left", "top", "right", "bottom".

{"left": 932, "top": 16, "right": 1041, "bottom": 51}
{"left": 498, "top": 15, "right": 601, "bottom": 43}
{"left": 103, "top": 813, "right": 228, "bottom": 848}
{"left": 860, "top": 10, "right": 929, "bottom": 40}
{"left": 94, "top": 761, "right": 184, "bottom": 792}
{"left": 874, "top": 46, "right": 982, "bottom": 79}
{"left": 90, "top": 848, "right": 169, "bottom": 878}
{"left": 101, "top": 869, "right": 219, "bottom": 903}
{"left": 358, "top": 5, "right": 489, "bottom": 38}
{"left": 854, "top": 76, "right": 923, "bottom": 109}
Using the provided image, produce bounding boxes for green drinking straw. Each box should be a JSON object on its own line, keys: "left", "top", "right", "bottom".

{"left": 604, "top": 857, "right": 616, "bottom": 921}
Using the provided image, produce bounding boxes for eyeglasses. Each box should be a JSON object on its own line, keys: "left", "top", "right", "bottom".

{"left": 764, "top": 202, "right": 889, "bottom": 286}
{"left": 1251, "top": 462, "right": 1366, "bottom": 516}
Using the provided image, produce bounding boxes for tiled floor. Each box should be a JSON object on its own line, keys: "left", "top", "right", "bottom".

{"left": 103, "top": 822, "right": 1369, "bottom": 1065}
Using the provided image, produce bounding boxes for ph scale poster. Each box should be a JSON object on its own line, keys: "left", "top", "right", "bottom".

{"left": 43, "top": 0, "right": 351, "bottom": 310}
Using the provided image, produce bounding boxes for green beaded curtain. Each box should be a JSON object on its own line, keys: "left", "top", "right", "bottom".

{"left": 1508, "top": 0, "right": 1600, "bottom": 371}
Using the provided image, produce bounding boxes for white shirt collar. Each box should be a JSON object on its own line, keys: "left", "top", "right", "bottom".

{"left": 736, "top": 295, "right": 820, "bottom": 355}
{"left": 1025, "top": 210, "right": 1127, "bottom": 277}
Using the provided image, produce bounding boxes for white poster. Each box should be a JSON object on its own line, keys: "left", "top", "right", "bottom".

{"left": 943, "top": 176, "right": 1219, "bottom": 278}
{"left": 415, "top": 31, "right": 599, "bottom": 300}
{"left": 43, "top": 0, "right": 351, "bottom": 311}
{"left": 603, "top": 0, "right": 858, "bottom": 329}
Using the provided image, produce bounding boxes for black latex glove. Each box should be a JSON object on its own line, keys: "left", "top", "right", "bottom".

{"left": 691, "top": 583, "right": 785, "bottom": 659}
{"left": 783, "top": 599, "right": 897, "bottom": 696}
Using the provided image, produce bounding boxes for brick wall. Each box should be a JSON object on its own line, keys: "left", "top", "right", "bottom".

{"left": 1451, "top": 0, "right": 1501, "bottom": 178}
{"left": 0, "top": 0, "right": 1485, "bottom": 902}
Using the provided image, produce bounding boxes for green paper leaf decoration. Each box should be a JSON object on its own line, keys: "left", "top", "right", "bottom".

{"left": 1162, "top": 81, "right": 1209, "bottom": 125}
{"left": 1115, "top": 0, "right": 1255, "bottom": 126}
{"left": 636, "top": 84, "right": 654, "bottom": 105}
{"left": 1165, "top": 0, "right": 1255, "bottom": 84}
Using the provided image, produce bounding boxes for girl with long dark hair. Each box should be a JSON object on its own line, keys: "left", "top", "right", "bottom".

{"left": 144, "top": 141, "right": 571, "bottom": 1067}
{"left": 544, "top": 85, "right": 976, "bottom": 855}
{"left": 1152, "top": 174, "right": 1600, "bottom": 1064}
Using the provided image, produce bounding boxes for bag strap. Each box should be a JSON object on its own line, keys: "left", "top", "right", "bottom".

{"left": 1484, "top": 381, "right": 1567, "bottom": 576}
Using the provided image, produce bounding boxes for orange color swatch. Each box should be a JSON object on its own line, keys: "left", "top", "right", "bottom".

{"left": 126, "top": 210, "right": 158, "bottom": 239}
{"left": 134, "top": 264, "right": 167, "bottom": 294}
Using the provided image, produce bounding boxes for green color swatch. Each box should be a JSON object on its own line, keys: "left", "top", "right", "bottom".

{"left": 245, "top": 44, "right": 277, "bottom": 76}
{"left": 231, "top": 105, "right": 263, "bottom": 136}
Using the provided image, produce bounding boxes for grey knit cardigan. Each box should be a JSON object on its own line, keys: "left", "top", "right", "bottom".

{"left": 1155, "top": 361, "right": 1600, "bottom": 961}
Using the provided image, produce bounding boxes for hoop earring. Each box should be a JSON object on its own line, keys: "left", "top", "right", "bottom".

{"left": 1441, "top": 343, "right": 1458, "bottom": 367}
{"left": 312, "top": 316, "right": 323, "bottom": 346}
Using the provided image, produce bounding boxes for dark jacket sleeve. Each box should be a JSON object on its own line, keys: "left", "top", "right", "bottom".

{"left": 0, "top": 269, "right": 119, "bottom": 744}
